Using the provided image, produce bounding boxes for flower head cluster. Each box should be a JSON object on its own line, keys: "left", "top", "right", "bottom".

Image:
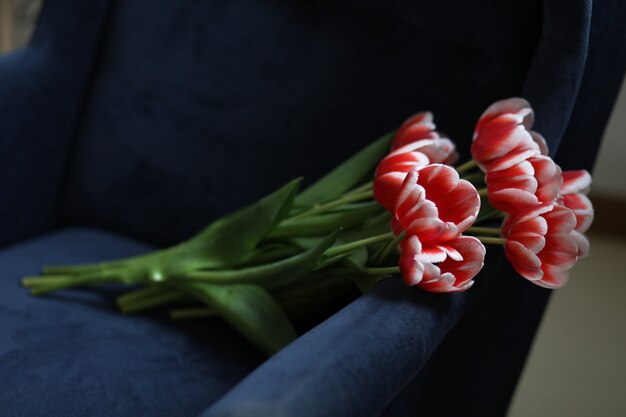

{"left": 374, "top": 114, "right": 484, "bottom": 293}
{"left": 372, "top": 99, "right": 593, "bottom": 292}
{"left": 472, "top": 98, "right": 593, "bottom": 287}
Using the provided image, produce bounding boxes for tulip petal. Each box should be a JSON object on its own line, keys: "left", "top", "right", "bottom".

{"left": 487, "top": 146, "right": 539, "bottom": 172}
{"left": 529, "top": 156, "right": 563, "bottom": 202}
{"left": 399, "top": 236, "right": 425, "bottom": 285}
{"left": 420, "top": 261, "right": 443, "bottom": 284}
{"left": 472, "top": 122, "right": 529, "bottom": 165}
{"left": 489, "top": 189, "right": 539, "bottom": 214}
{"left": 474, "top": 98, "right": 534, "bottom": 138}
{"left": 530, "top": 131, "right": 549, "bottom": 156}
{"left": 487, "top": 160, "right": 536, "bottom": 187}
{"left": 536, "top": 265, "right": 570, "bottom": 289}
{"left": 561, "top": 193, "right": 594, "bottom": 232}
{"left": 571, "top": 230, "right": 590, "bottom": 258}
{"left": 505, "top": 240, "right": 543, "bottom": 280}
{"left": 420, "top": 245, "right": 449, "bottom": 263}
{"left": 561, "top": 170, "right": 592, "bottom": 195}
{"left": 436, "top": 236, "right": 486, "bottom": 286}
{"left": 543, "top": 205, "right": 577, "bottom": 234}
{"left": 541, "top": 233, "right": 578, "bottom": 269}
{"left": 406, "top": 218, "right": 458, "bottom": 243}
{"left": 415, "top": 164, "right": 481, "bottom": 230}
{"left": 376, "top": 150, "right": 430, "bottom": 177}
{"left": 374, "top": 172, "right": 408, "bottom": 212}
{"left": 419, "top": 273, "right": 459, "bottom": 292}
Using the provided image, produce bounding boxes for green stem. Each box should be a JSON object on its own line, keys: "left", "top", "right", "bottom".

{"left": 324, "top": 232, "right": 395, "bottom": 257}
{"left": 478, "top": 187, "right": 488, "bottom": 197}
{"left": 116, "top": 285, "right": 168, "bottom": 305}
{"left": 119, "top": 289, "right": 187, "bottom": 314}
{"left": 476, "top": 236, "right": 506, "bottom": 245}
{"left": 375, "top": 231, "right": 405, "bottom": 263}
{"left": 456, "top": 159, "right": 478, "bottom": 173}
{"left": 41, "top": 250, "right": 160, "bottom": 276}
{"left": 466, "top": 226, "right": 501, "bottom": 235}
{"left": 24, "top": 264, "right": 142, "bottom": 295}
{"left": 27, "top": 276, "right": 104, "bottom": 296}
{"left": 290, "top": 190, "right": 373, "bottom": 220}
{"left": 236, "top": 246, "right": 301, "bottom": 267}
{"left": 42, "top": 265, "right": 103, "bottom": 275}
{"left": 22, "top": 275, "right": 76, "bottom": 287}
{"left": 345, "top": 180, "right": 373, "bottom": 196}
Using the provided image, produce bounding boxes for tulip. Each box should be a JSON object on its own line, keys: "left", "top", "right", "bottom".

{"left": 393, "top": 166, "right": 481, "bottom": 243}
{"left": 392, "top": 112, "right": 439, "bottom": 149}
{"left": 558, "top": 170, "right": 593, "bottom": 258}
{"left": 374, "top": 138, "right": 460, "bottom": 212}
{"left": 392, "top": 112, "right": 459, "bottom": 162}
{"left": 558, "top": 170, "right": 594, "bottom": 235}
{"left": 502, "top": 203, "right": 580, "bottom": 288}
{"left": 485, "top": 155, "right": 563, "bottom": 214}
{"left": 471, "top": 98, "right": 542, "bottom": 172}
{"left": 399, "top": 235, "right": 485, "bottom": 292}
{"left": 373, "top": 144, "right": 430, "bottom": 212}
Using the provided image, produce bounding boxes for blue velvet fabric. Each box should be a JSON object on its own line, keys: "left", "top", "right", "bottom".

{"left": 0, "top": 229, "right": 264, "bottom": 416}
{"left": 0, "top": 0, "right": 109, "bottom": 247}
{"left": 60, "top": 0, "right": 543, "bottom": 246}
{"left": 0, "top": 0, "right": 624, "bottom": 416}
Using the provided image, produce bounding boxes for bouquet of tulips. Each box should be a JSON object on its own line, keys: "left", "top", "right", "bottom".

{"left": 22, "top": 98, "right": 593, "bottom": 354}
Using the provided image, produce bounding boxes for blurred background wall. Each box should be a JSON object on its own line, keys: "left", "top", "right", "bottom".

{"left": 0, "top": 1, "right": 624, "bottom": 415}
{"left": 0, "top": 0, "right": 40, "bottom": 52}
{"left": 594, "top": 86, "right": 626, "bottom": 199}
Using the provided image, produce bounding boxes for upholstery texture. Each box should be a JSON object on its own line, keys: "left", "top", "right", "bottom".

{"left": 0, "top": 0, "right": 623, "bottom": 416}
{"left": 60, "top": 0, "right": 543, "bottom": 246}
{"left": 0, "top": 228, "right": 264, "bottom": 417}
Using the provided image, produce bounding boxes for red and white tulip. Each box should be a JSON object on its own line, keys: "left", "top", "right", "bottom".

{"left": 502, "top": 203, "right": 581, "bottom": 288}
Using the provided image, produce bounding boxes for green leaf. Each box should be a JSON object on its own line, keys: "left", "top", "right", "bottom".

{"left": 39, "top": 178, "right": 304, "bottom": 284}
{"left": 340, "top": 220, "right": 392, "bottom": 244}
{"left": 269, "top": 203, "right": 383, "bottom": 238}
{"left": 182, "top": 231, "right": 340, "bottom": 289}
{"left": 187, "top": 178, "right": 303, "bottom": 266}
{"left": 289, "top": 236, "right": 325, "bottom": 250}
{"left": 296, "top": 131, "right": 394, "bottom": 206}
{"left": 343, "top": 246, "right": 368, "bottom": 271}
{"left": 180, "top": 282, "right": 297, "bottom": 355}
{"left": 313, "top": 244, "right": 370, "bottom": 272}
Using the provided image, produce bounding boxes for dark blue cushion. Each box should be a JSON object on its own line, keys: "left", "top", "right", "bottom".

{"left": 0, "top": 228, "right": 264, "bottom": 417}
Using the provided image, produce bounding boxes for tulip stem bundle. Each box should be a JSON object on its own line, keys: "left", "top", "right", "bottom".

{"left": 22, "top": 98, "right": 593, "bottom": 355}
{"left": 324, "top": 232, "right": 395, "bottom": 257}
{"left": 290, "top": 190, "right": 374, "bottom": 220}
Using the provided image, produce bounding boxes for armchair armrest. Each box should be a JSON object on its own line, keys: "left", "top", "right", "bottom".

{"left": 202, "top": 259, "right": 504, "bottom": 417}
{"left": 0, "top": 0, "right": 110, "bottom": 247}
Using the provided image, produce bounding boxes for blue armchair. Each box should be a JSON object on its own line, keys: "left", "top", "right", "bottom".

{"left": 1, "top": 1, "right": 624, "bottom": 416}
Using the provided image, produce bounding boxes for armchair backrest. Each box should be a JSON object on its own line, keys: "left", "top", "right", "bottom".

{"left": 57, "top": 0, "right": 544, "bottom": 245}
